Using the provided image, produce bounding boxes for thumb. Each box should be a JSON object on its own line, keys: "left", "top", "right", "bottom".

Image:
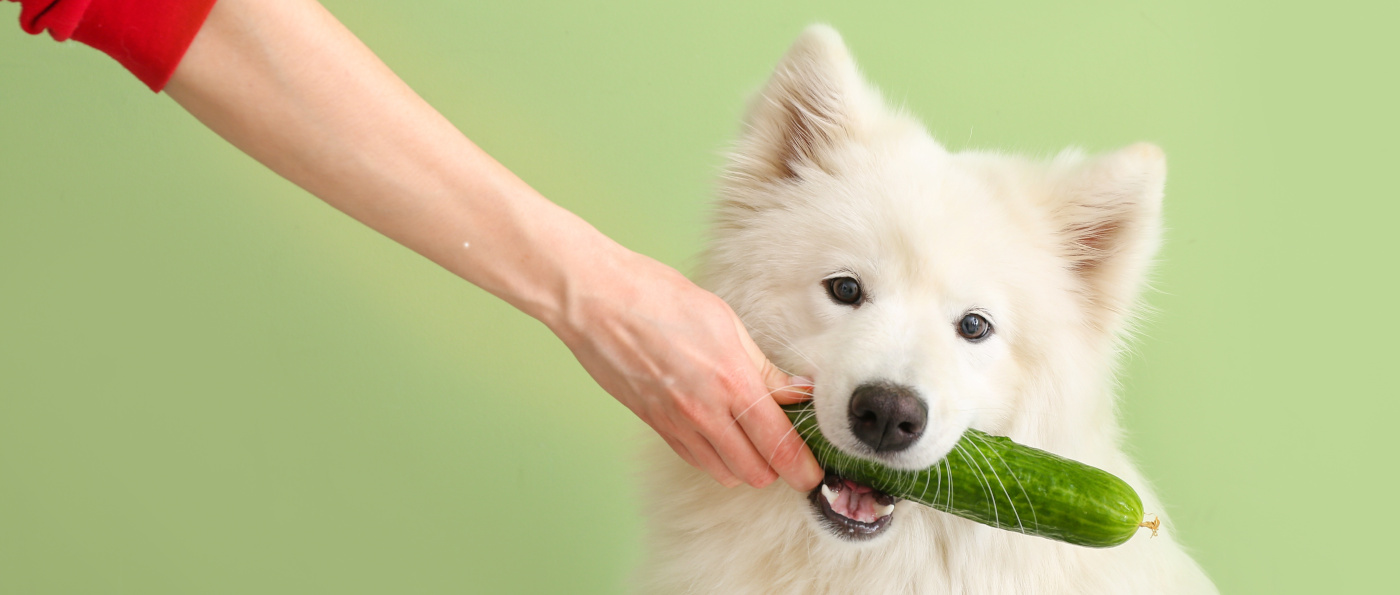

{"left": 734, "top": 317, "right": 813, "bottom": 405}
{"left": 762, "top": 358, "right": 813, "bottom": 405}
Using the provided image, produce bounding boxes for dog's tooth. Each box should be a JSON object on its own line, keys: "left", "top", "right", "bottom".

{"left": 875, "top": 502, "right": 895, "bottom": 518}
{"left": 821, "top": 483, "right": 839, "bottom": 505}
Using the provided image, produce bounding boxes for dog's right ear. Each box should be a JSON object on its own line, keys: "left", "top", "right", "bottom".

{"left": 724, "top": 25, "right": 885, "bottom": 190}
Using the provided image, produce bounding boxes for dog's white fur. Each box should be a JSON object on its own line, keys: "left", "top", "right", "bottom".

{"left": 636, "top": 26, "right": 1217, "bottom": 594}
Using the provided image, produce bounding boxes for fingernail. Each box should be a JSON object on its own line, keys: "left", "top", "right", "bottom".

{"left": 792, "top": 376, "right": 814, "bottom": 388}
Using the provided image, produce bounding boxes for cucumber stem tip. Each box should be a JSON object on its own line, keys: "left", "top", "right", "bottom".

{"left": 1139, "top": 514, "right": 1161, "bottom": 538}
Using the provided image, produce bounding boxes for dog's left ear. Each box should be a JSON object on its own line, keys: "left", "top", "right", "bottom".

{"left": 1049, "top": 143, "right": 1166, "bottom": 335}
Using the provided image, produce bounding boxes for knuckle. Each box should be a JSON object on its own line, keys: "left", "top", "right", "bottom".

{"left": 734, "top": 455, "right": 775, "bottom": 485}
{"left": 748, "top": 468, "right": 778, "bottom": 489}
{"left": 706, "top": 464, "right": 740, "bottom": 487}
{"left": 679, "top": 404, "right": 731, "bottom": 441}
{"left": 766, "top": 433, "right": 807, "bottom": 469}
{"left": 671, "top": 395, "right": 709, "bottom": 425}
{"left": 733, "top": 463, "right": 762, "bottom": 484}
{"left": 714, "top": 367, "right": 754, "bottom": 401}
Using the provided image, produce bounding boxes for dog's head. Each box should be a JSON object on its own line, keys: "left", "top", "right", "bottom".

{"left": 702, "top": 25, "right": 1165, "bottom": 543}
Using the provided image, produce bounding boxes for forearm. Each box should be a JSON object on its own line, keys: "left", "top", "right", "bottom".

{"left": 161, "top": 0, "right": 820, "bottom": 491}
{"left": 164, "top": 0, "right": 610, "bottom": 327}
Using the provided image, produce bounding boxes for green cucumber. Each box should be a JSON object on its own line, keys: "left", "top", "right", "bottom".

{"left": 782, "top": 403, "right": 1153, "bottom": 548}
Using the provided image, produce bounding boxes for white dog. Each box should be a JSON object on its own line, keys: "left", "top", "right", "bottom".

{"left": 636, "top": 26, "right": 1218, "bottom": 594}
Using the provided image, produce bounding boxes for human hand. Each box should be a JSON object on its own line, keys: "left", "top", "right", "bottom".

{"left": 548, "top": 249, "right": 824, "bottom": 491}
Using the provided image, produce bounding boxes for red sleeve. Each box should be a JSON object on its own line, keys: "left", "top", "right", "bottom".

{"left": 10, "top": 0, "right": 219, "bottom": 92}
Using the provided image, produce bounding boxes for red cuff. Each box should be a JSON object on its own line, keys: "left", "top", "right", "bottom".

{"left": 11, "top": 0, "right": 218, "bottom": 92}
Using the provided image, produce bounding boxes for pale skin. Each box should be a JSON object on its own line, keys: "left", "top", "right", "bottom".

{"left": 163, "top": 0, "right": 823, "bottom": 491}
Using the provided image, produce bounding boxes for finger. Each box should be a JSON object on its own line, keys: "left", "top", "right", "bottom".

{"left": 733, "top": 396, "right": 824, "bottom": 492}
{"left": 662, "top": 434, "right": 700, "bottom": 470}
{"left": 704, "top": 418, "right": 779, "bottom": 489}
{"left": 682, "top": 432, "right": 743, "bottom": 488}
{"left": 763, "top": 361, "right": 813, "bottom": 405}
{"left": 734, "top": 317, "right": 812, "bottom": 405}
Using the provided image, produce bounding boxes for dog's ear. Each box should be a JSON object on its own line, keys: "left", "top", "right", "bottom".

{"left": 725, "top": 25, "right": 885, "bottom": 190}
{"left": 1048, "top": 143, "right": 1166, "bottom": 335}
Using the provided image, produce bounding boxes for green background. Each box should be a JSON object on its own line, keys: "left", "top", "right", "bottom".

{"left": 3, "top": 1, "right": 1396, "bottom": 593}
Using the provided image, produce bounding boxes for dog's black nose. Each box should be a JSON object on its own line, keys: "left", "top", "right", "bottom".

{"left": 848, "top": 382, "right": 927, "bottom": 453}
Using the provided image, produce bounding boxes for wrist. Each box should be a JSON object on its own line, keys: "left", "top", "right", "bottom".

{"left": 537, "top": 238, "right": 664, "bottom": 350}
{"left": 519, "top": 217, "right": 633, "bottom": 341}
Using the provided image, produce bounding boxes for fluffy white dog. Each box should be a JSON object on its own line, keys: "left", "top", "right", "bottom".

{"left": 636, "top": 26, "right": 1218, "bottom": 594}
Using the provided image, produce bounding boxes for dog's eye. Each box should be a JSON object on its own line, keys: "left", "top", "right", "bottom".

{"left": 825, "top": 277, "right": 863, "bottom": 305}
{"left": 957, "top": 313, "right": 992, "bottom": 341}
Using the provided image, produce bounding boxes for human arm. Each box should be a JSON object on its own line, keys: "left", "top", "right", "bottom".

{"left": 161, "top": 0, "right": 823, "bottom": 490}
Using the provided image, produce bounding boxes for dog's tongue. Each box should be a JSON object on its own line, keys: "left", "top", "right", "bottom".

{"left": 823, "top": 478, "right": 894, "bottom": 524}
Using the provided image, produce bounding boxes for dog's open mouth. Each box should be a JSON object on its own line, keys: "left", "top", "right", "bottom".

{"left": 808, "top": 472, "right": 897, "bottom": 540}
